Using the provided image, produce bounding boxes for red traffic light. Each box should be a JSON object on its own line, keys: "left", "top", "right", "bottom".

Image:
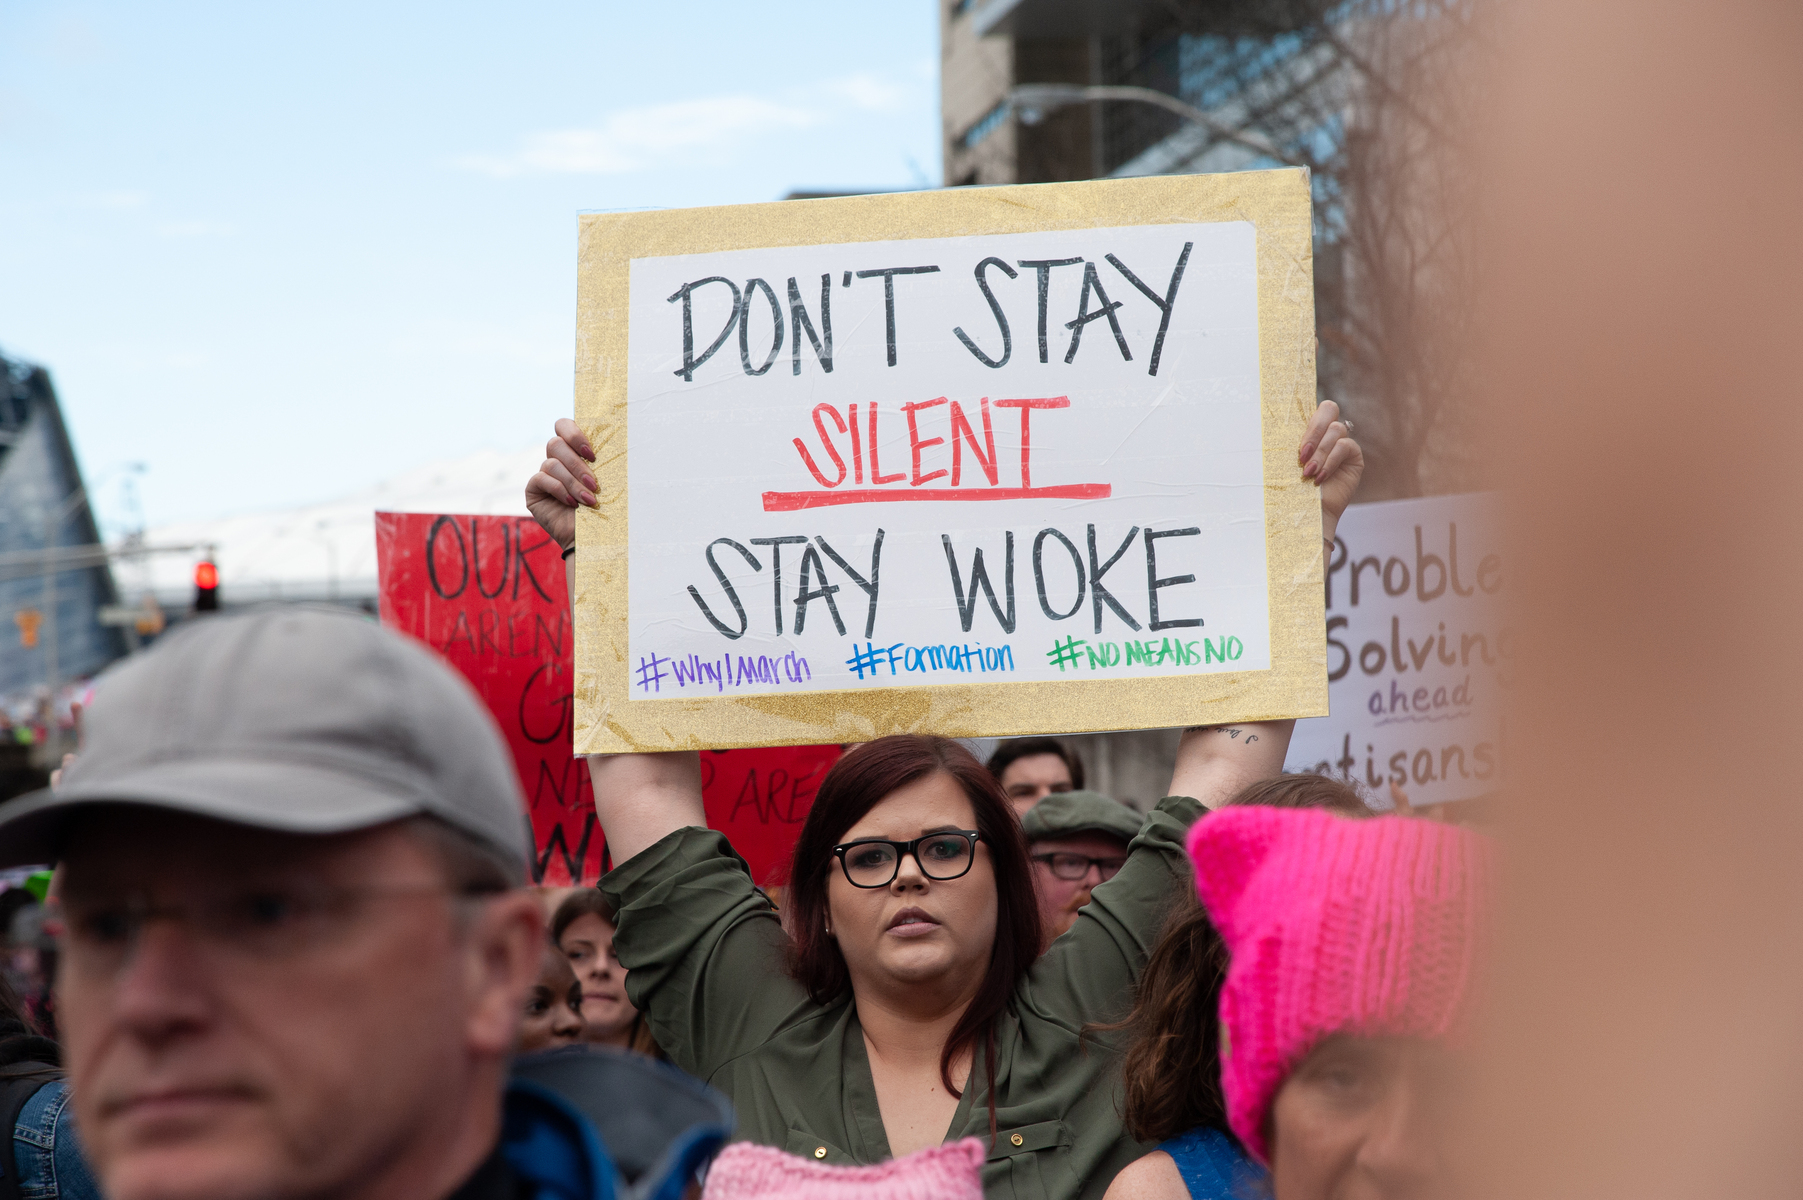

{"left": 194, "top": 560, "right": 220, "bottom": 611}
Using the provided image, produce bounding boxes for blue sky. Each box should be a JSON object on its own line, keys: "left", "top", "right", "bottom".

{"left": 0, "top": 2, "right": 942, "bottom": 535}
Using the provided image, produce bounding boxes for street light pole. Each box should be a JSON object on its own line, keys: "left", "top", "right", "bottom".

{"left": 1006, "top": 83, "right": 1304, "bottom": 169}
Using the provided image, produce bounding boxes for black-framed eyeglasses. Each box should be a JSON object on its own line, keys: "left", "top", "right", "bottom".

{"left": 1030, "top": 852, "right": 1126, "bottom": 883}
{"left": 831, "top": 831, "right": 982, "bottom": 889}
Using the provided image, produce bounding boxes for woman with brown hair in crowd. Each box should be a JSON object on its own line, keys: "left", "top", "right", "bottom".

{"left": 524, "top": 404, "right": 1363, "bottom": 1200}
{"left": 1103, "top": 775, "right": 1371, "bottom": 1200}
{"left": 552, "top": 890, "right": 661, "bottom": 1056}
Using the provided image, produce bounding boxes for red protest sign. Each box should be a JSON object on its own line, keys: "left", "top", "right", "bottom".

{"left": 701, "top": 745, "right": 841, "bottom": 888}
{"left": 376, "top": 511, "right": 841, "bottom": 889}
{"left": 376, "top": 512, "right": 598, "bottom": 884}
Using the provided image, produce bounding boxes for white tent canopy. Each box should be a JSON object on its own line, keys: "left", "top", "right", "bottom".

{"left": 116, "top": 447, "right": 545, "bottom": 607}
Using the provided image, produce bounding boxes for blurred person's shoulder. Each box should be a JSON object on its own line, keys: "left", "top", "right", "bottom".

{"left": 1103, "top": 1150, "right": 1186, "bottom": 1200}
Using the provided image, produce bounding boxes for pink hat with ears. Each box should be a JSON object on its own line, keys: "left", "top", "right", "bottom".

{"left": 1187, "top": 807, "right": 1491, "bottom": 1165}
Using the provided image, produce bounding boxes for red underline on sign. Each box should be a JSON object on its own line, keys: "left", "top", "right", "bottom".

{"left": 762, "top": 484, "right": 1113, "bottom": 512}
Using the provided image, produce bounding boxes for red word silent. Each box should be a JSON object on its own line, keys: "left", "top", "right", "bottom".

{"left": 765, "top": 395, "right": 1111, "bottom": 513}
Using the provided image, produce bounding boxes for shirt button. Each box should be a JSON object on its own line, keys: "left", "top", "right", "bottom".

{"left": 814, "top": 1147, "right": 827, "bottom": 1159}
{"left": 1010, "top": 1133, "right": 1024, "bottom": 1147}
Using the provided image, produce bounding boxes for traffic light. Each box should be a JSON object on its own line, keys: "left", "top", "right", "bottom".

{"left": 194, "top": 560, "right": 219, "bottom": 612}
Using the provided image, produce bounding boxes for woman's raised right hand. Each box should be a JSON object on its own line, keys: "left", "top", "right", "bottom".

{"left": 529, "top": 417, "right": 705, "bottom": 850}
{"left": 526, "top": 418, "right": 600, "bottom": 552}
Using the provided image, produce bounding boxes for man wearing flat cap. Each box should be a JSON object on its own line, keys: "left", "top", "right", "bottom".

{"left": 1019, "top": 791, "right": 1144, "bottom": 952}
{"left": 0, "top": 608, "right": 624, "bottom": 1200}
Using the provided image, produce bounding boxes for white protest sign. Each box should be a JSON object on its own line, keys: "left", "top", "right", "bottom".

{"left": 1286, "top": 492, "right": 1507, "bottom": 806}
{"left": 574, "top": 173, "right": 1326, "bottom": 752}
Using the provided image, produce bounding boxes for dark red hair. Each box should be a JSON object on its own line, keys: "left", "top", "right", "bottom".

{"left": 785, "top": 734, "right": 1042, "bottom": 1106}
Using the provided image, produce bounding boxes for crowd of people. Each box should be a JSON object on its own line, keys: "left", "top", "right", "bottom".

{"left": 0, "top": 399, "right": 1494, "bottom": 1200}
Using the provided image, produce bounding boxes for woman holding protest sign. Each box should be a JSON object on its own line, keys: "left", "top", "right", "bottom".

{"left": 523, "top": 404, "right": 1361, "bottom": 1200}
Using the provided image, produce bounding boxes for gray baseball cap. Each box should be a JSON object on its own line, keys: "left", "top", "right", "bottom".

{"left": 1019, "top": 790, "right": 1144, "bottom": 845}
{"left": 0, "top": 606, "right": 531, "bottom": 873}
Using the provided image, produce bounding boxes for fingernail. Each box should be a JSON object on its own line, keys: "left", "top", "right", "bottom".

{"left": 580, "top": 490, "right": 597, "bottom": 507}
{"left": 583, "top": 474, "right": 597, "bottom": 491}
{"left": 1299, "top": 443, "right": 1315, "bottom": 464}
{"left": 581, "top": 444, "right": 596, "bottom": 462}
{"left": 1302, "top": 461, "right": 1318, "bottom": 478}
{"left": 565, "top": 495, "right": 578, "bottom": 507}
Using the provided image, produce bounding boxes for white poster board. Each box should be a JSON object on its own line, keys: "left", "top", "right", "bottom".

{"left": 625, "top": 221, "right": 1269, "bottom": 693}
{"left": 1286, "top": 492, "right": 1506, "bottom": 807}
{"left": 573, "top": 173, "right": 1326, "bottom": 752}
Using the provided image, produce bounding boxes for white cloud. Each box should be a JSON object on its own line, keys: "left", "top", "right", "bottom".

{"left": 456, "top": 95, "right": 822, "bottom": 178}
{"left": 44, "top": 15, "right": 108, "bottom": 66}
{"left": 822, "top": 73, "right": 909, "bottom": 112}
{"left": 455, "top": 71, "right": 929, "bottom": 179}
{"left": 156, "top": 220, "right": 236, "bottom": 239}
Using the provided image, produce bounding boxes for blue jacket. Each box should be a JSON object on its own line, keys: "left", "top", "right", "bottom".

{"left": 1156, "top": 1127, "right": 1266, "bottom": 1200}
{"left": 493, "top": 1078, "right": 624, "bottom": 1200}
{"left": 11, "top": 1079, "right": 103, "bottom": 1200}
{"left": 487, "top": 1049, "right": 732, "bottom": 1200}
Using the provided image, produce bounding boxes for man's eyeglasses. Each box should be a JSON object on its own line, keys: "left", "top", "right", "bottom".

{"left": 1030, "top": 852, "right": 1126, "bottom": 883}
{"left": 58, "top": 880, "right": 501, "bottom": 977}
{"left": 832, "top": 831, "right": 982, "bottom": 889}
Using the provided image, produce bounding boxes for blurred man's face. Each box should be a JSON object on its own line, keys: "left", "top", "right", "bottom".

{"left": 1027, "top": 831, "right": 1128, "bottom": 945}
{"left": 57, "top": 811, "right": 538, "bottom": 1200}
{"left": 1269, "top": 1035, "right": 1457, "bottom": 1200}
{"left": 999, "top": 753, "right": 1073, "bottom": 817}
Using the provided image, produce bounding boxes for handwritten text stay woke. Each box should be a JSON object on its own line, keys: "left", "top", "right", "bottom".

{"left": 684, "top": 522, "right": 1210, "bottom": 648}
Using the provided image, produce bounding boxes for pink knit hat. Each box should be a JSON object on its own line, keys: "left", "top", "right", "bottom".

{"left": 702, "top": 1138, "right": 986, "bottom": 1200}
{"left": 1187, "top": 807, "right": 1490, "bottom": 1165}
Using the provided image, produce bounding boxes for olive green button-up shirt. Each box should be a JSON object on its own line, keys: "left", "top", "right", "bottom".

{"left": 600, "top": 794, "right": 1203, "bottom": 1200}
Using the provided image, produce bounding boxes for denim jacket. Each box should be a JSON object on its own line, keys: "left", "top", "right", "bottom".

{"left": 12, "top": 1079, "right": 102, "bottom": 1200}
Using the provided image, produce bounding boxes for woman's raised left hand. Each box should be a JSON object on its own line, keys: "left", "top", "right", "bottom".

{"left": 1298, "top": 399, "right": 1363, "bottom": 541}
